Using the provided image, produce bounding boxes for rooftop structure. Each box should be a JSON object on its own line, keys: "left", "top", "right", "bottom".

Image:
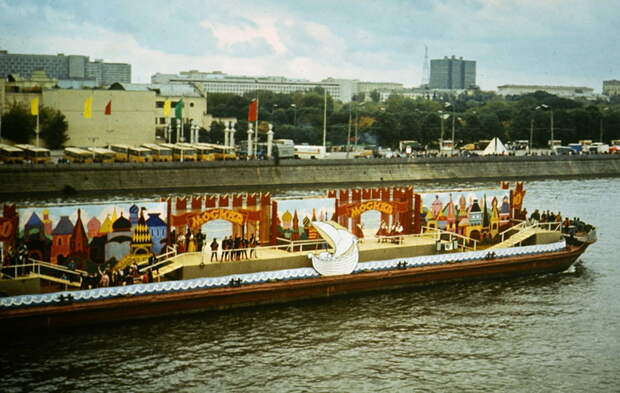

{"left": 0, "top": 50, "right": 131, "bottom": 87}
{"left": 152, "top": 70, "right": 343, "bottom": 101}
{"left": 603, "top": 80, "right": 620, "bottom": 97}
{"left": 497, "top": 84, "right": 600, "bottom": 100}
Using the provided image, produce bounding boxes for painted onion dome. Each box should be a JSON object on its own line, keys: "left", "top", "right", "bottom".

{"left": 470, "top": 199, "right": 481, "bottom": 212}
{"left": 87, "top": 216, "right": 101, "bottom": 233}
{"left": 145, "top": 213, "right": 167, "bottom": 228}
{"left": 500, "top": 196, "right": 510, "bottom": 214}
{"left": 129, "top": 204, "right": 139, "bottom": 226}
{"left": 112, "top": 213, "right": 131, "bottom": 232}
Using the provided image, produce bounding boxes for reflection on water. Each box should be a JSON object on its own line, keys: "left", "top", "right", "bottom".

{"left": 1, "top": 178, "right": 620, "bottom": 392}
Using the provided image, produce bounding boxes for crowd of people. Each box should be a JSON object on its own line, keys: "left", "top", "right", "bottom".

{"left": 168, "top": 227, "right": 259, "bottom": 263}
{"left": 529, "top": 209, "right": 563, "bottom": 224}
{"left": 376, "top": 221, "right": 405, "bottom": 243}
{"left": 1, "top": 243, "right": 28, "bottom": 271}
{"left": 529, "top": 209, "right": 592, "bottom": 236}
{"left": 80, "top": 261, "right": 156, "bottom": 290}
{"left": 205, "top": 235, "right": 258, "bottom": 262}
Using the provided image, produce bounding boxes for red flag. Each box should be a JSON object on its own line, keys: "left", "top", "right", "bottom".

{"left": 248, "top": 99, "right": 258, "bottom": 122}
{"left": 104, "top": 100, "right": 112, "bottom": 115}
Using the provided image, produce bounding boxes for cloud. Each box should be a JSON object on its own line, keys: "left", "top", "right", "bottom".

{"left": 1, "top": 0, "right": 619, "bottom": 91}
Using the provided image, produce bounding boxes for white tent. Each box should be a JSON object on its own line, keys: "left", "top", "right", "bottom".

{"left": 481, "top": 137, "right": 508, "bottom": 156}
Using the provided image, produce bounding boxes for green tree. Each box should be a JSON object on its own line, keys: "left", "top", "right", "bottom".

{"left": 40, "top": 107, "right": 68, "bottom": 149}
{"left": 1, "top": 103, "right": 35, "bottom": 143}
{"left": 369, "top": 89, "right": 381, "bottom": 103}
{"left": 205, "top": 121, "right": 225, "bottom": 144}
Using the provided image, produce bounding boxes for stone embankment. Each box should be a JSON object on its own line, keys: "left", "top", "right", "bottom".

{"left": 1, "top": 155, "right": 619, "bottom": 196}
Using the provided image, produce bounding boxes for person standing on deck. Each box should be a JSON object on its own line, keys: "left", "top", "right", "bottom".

{"left": 196, "top": 228, "right": 205, "bottom": 251}
{"left": 210, "top": 238, "right": 219, "bottom": 262}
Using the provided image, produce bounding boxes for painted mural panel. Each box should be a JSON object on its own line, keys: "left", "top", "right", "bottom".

{"left": 17, "top": 202, "right": 167, "bottom": 268}
{"left": 275, "top": 198, "right": 335, "bottom": 241}
{"left": 419, "top": 188, "right": 512, "bottom": 242}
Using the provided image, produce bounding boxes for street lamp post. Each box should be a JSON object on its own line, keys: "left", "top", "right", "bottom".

{"left": 536, "top": 104, "right": 553, "bottom": 149}
{"left": 451, "top": 112, "right": 456, "bottom": 156}
{"left": 529, "top": 117, "right": 534, "bottom": 154}
{"left": 600, "top": 107, "right": 609, "bottom": 143}
{"left": 438, "top": 110, "right": 449, "bottom": 153}
{"left": 354, "top": 103, "right": 358, "bottom": 150}
{"left": 291, "top": 104, "right": 296, "bottom": 126}
{"left": 346, "top": 103, "right": 352, "bottom": 159}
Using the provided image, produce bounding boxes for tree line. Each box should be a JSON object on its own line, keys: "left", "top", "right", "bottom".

{"left": 3, "top": 88, "right": 619, "bottom": 150}
{"left": 209, "top": 88, "right": 620, "bottom": 149}
{"left": 0, "top": 104, "right": 68, "bottom": 149}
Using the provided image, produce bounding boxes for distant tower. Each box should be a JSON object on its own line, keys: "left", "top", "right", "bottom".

{"left": 421, "top": 45, "right": 430, "bottom": 87}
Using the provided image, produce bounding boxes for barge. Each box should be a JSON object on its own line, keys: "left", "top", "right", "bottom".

{"left": 0, "top": 182, "right": 597, "bottom": 331}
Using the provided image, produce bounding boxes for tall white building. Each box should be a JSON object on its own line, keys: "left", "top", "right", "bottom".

{"left": 497, "top": 84, "right": 598, "bottom": 100}
{"left": 152, "top": 71, "right": 343, "bottom": 101}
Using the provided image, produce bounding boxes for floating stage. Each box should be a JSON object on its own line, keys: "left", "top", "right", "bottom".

{"left": 0, "top": 182, "right": 597, "bottom": 331}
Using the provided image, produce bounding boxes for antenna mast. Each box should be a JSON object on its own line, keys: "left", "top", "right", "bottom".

{"left": 421, "top": 45, "right": 430, "bottom": 87}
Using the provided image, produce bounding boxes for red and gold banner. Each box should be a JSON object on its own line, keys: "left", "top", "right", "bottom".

{"left": 336, "top": 200, "right": 408, "bottom": 217}
{"left": 186, "top": 208, "right": 245, "bottom": 228}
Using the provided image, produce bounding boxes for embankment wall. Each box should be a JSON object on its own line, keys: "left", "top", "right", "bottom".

{"left": 1, "top": 155, "right": 619, "bottom": 196}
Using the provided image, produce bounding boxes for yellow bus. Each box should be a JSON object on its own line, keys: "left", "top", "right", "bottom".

{"left": 206, "top": 143, "right": 236, "bottom": 160}
{"left": 63, "top": 147, "right": 94, "bottom": 164}
{"left": 159, "top": 143, "right": 197, "bottom": 162}
{"left": 14, "top": 144, "right": 51, "bottom": 164}
{"left": 0, "top": 144, "right": 25, "bottom": 164}
{"left": 128, "top": 146, "right": 153, "bottom": 163}
{"left": 141, "top": 143, "right": 172, "bottom": 162}
{"left": 109, "top": 144, "right": 131, "bottom": 162}
{"left": 180, "top": 143, "right": 216, "bottom": 161}
{"left": 88, "top": 147, "right": 116, "bottom": 164}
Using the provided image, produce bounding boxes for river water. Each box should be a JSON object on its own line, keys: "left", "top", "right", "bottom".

{"left": 1, "top": 178, "right": 619, "bottom": 392}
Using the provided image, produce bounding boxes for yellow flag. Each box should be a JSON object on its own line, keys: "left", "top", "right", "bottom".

{"left": 31, "top": 97, "right": 39, "bottom": 116}
{"left": 83, "top": 96, "right": 93, "bottom": 119}
{"left": 163, "top": 99, "right": 172, "bottom": 117}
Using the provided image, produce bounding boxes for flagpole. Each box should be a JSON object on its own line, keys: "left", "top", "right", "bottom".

{"left": 36, "top": 112, "right": 40, "bottom": 147}
{"left": 254, "top": 83, "right": 259, "bottom": 159}
{"left": 322, "top": 89, "right": 327, "bottom": 147}
{"left": 107, "top": 100, "right": 111, "bottom": 141}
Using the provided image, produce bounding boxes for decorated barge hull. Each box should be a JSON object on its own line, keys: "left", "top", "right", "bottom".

{"left": 0, "top": 241, "right": 589, "bottom": 332}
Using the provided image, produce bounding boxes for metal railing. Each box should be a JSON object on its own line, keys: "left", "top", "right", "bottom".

{"left": 1, "top": 257, "right": 85, "bottom": 285}
{"left": 497, "top": 220, "right": 562, "bottom": 243}
{"left": 422, "top": 226, "right": 479, "bottom": 251}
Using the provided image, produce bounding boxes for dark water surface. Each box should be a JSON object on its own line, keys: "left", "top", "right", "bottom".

{"left": 1, "top": 178, "right": 619, "bottom": 392}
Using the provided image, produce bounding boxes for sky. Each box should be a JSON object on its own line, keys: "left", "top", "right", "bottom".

{"left": 1, "top": 0, "right": 618, "bottom": 92}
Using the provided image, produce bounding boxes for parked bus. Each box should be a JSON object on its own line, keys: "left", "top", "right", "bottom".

{"left": 141, "top": 143, "right": 172, "bottom": 162}
{"left": 178, "top": 143, "right": 215, "bottom": 161}
{"left": 272, "top": 139, "right": 295, "bottom": 159}
{"left": 209, "top": 144, "right": 236, "bottom": 160}
{"left": 15, "top": 144, "right": 51, "bottom": 164}
{"left": 159, "top": 143, "right": 197, "bottom": 161}
{"left": 63, "top": 147, "right": 94, "bottom": 163}
{"left": 128, "top": 146, "right": 153, "bottom": 163}
{"left": 88, "top": 147, "right": 116, "bottom": 164}
{"left": 0, "top": 144, "right": 25, "bottom": 164}
{"left": 194, "top": 143, "right": 220, "bottom": 161}
{"left": 109, "top": 144, "right": 131, "bottom": 162}
{"left": 294, "top": 144, "right": 328, "bottom": 159}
